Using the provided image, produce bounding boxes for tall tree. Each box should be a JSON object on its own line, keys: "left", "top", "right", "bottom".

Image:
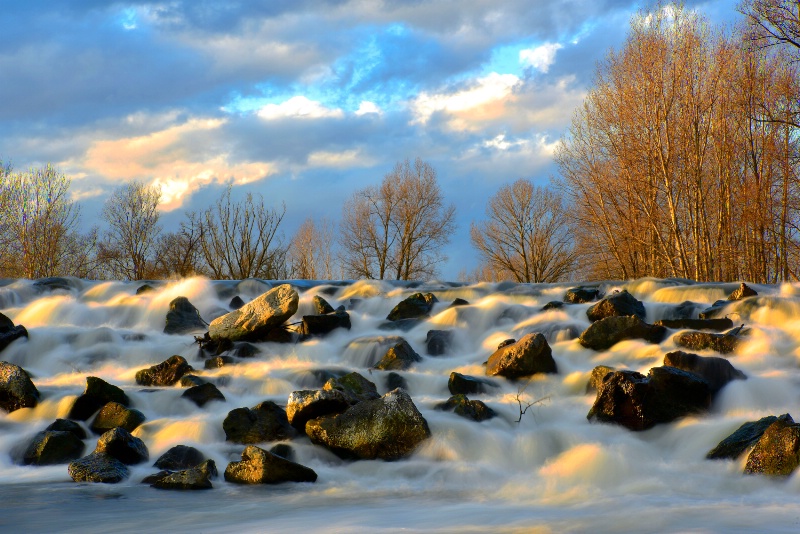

{"left": 289, "top": 217, "right": 336, "bottom": 280}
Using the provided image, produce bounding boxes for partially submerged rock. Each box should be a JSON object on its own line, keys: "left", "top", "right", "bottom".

{"left": 728, "top": 283, "right": 757, "bottom": 301}
{"left": 448, "top": 372, "right": 497, "bottom": 396}
{"left": 485, "top": 333, "right": 556, "bottom": 379}
{"left": 135, "top": 355, "right": 194, "bottom": 386}
{"left": 223, "top": 401, "right": 296, "bottom": 444}
{"left": 707, "top": 414, "right": 793, "bottom": 460}
{"left": 208, "top": 284, "right": 298, "bottom": 342}
{"left": 0, "top": 361, "right": 39, "bottom": 413}
{"left": 90, "top": 402, "right": 146, "bottom": 434}
{"left": 586, "top": 290, "right": 646, "bottom": 322}
{"left": 673, "top": 329, "right": 742, "bottom": 354}
{"left": 22, "top": 430, "right": 85, "bottom": 465}
{"left": 224, "top": 445, "right": 317, "bottom": 484}
{"left": 744, "top": 417, "right": 800, "bottom": 476}
{"left": 434, "top": 394, "right": 496, "bottom": 422}
{"left": 585, "top": 365, "right": 616, "bottom": 393}
{"left": 163, "top": 296, "right": 206, "bottom": 335}
{"left": 322, "top": 372, "right": 380, "bottom": 404}
{"left": 300, "top": 309, "right": 351, "bottom": 339}
{"left": 374, "top": 338, "right": 422, "bottom": 371}
{"left": 654, "top": 318, "right": 734, "bottom": 331}
{"left": 0, "top": 312, "right": 28, "bottom": 353}
{"left": 286, "top": 388, "right": 350, "bottom": 431}
{"left": 181, "top": 383, "right": 226, "bottom": 407}
{"left": 578, "top": 316, "right": 666, "bottom": 351}
{"left": 425, "top": 330, "right": 453, "bottom": 356}
{"left": 94, "top": 427, "right": 149, "bottom": 465}
{"left": 149, "top": 459, "right": 218, "bottom": 490}
{"left": 663, "top": 350, "right": 746, "bottom": 394}
{"left": 564, "top": 287, "right": 602, "bottom": 304}
{"left": 154, "top": 445, "right": 207, "bottom": 470}
{"left": 386, "top": 292, "right": 438, "bottom": 321}
{"left": 68, "top": 376, "right": 130, "bottom": 421}
{"left": 68, "top": 452, "right": 129, "bottom": 483}
{"left": 311, "top": 295, "right": 335, "bottom": 315}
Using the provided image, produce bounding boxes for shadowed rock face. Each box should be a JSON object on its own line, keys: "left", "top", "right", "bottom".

{"left": 68, "top": 377, "right": 130, "bottom": 421}
{"left": 223, "top": 401, "right": 296, "bottom": 444}
{"left": 323, "top": 372, "right": 380, "bottom": 404}
{"left": 22, "top": 431, "right": 85, "bottom": 465}
{"left": 485, "top": 333, "right": 556, "bottom": 379}
{"left": 224, "top": 446, "right": 317, "bottom": 484}
{"left": 673, "top": 331, "right": 741, "bottom": 354}
{"left": 728, "top": 283, "right": 757, "bottom": 301}
{"left": 163, "top": 296, "right": 206, "bottom": 335}
{"left": 434, "top": 394, "right": 496, "bottom": 422}
{"left": 707, "top": 414, "right": 793, "bottom": 460}
{"left": 386, "top": 293, "right": 438, "bottom": 321}
{"left": 90, "top": 402, "right": 146, "bottom": 434}
{"left": 448, "top": 372, "right": 497, "bottom": 396}
{"left": 0, "top": 312, "right": 28, "bottom": 354}
{"left": 374, "top": 339, "right": 422, "bottom": 371}
{"left": 148, "top": 459, "right": 218, "bottom": 490}
{"left": 95, "top": 427, "right": 149, "bottom": 465}
{"left": 209, "top": 284, "right": 298, "bottom": 342}
{"left": 578, "top": 316, "right": 666, "bottom": 351}
{"left": 135, "top": 355, "right": 194, "bottom": 386}
{"left": 744, "top": 418, "right": 800, "bottom": 476}
{"left": 0, "top": 361, "right": 39, "bottom": 413}
{"left": 564, "top": 287, "right": 602, "bottom": 304}
{"left": 286, "top": 388, "right": 350, "bottom": 431}
{"left": 68, "top": 452, "right": 129, "bottom": 483}
{"left": 586, "top": 290, "right": 646, "bottom": 322}
{"left": 663, "top": 350, "right": 746, "bottom": 394}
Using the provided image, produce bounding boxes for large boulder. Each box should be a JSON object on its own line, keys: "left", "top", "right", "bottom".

{"left": 587, "top": 366, "right": 711, "bottom": 431}
{"left": 586, "top": 290, "right": 646, "bottom": 322}
{"left": 322, "top": 372, "right": 380, "bottom": 404}
{"left": 22, "top": 431, "right": 85, "bottom": 465}
{"left": 386, "top": 292, "right": 438, "bottom": 321}
{"left": 224, "top": 445, "right": 317, "bottom": 484}
{"left": 673, "top": 330, "right": 741, "bottom": 354}
{"left": 163, "top": 297, "right": 206, "bottom": 335}
{"left": 223, "top": 401, "right": 296, "bottom": 444}
{"left": 485, "top": 333, "right": 556, "bottom": 379}
{"left": 46, "top": 418, "right": 87, "bottom": 439}
{"left": 434, "top": 394, "right": 496, "bottom": 422}
{"left": 654, "top": 318, "right": 734, "bottom": 331}
{"left": 578, "top": 316, "right": 666, "bottom": 351}
{"left": 299, "top": 310, "right": 351, "bottom": 339}
{"left": 374, "top": 339, "right": 422, "bottom": 371}
{"left": 305, "top": 389, "right": 431, "bottom": 460}
{"left": 148, "top": 459, "right": 218, "bottom": 490}
{"left": 90, "top": 402, "right": 146, "bottom": 434}
{"left": 68, "top": 376, "right": 130, "bottom": 421}
{"left": 154, "top": 445, "right": 206, "bottom": 470}
{"left": 728, "top": 282, "right": 757, "bottom": 301}
{"left": 564, "top": 287, "right": 602, "bottom": 304}
{"left": 208, "top": 284, "right": 298, "bottom": 342}
{"left": 663, "top": 350, "right": 746, "bottom": 394}
{"left": 135, "top": 355, "right": 194, "bottom": 386}
{"left": 448, "top": 372, "right": 497, "bottom": 396}
{"left": 707, "top": 414, "right": 793, "bottom": 460}
{"left": 286, "top": 389, "right": 350, "bottom": 432}
{"left": 95, "top": 427, "right": 149, "bottom": 465}
{"left": 68, "top": 452, "right": 129, "bottom": 483}
{"left": 0, "top": 312, "right": 28, "bottom": 353}
{"left": 744, "top": 418, "right": 800, "bottom": 476}
{"left": 181, "top": 383, "right": 226, "bottom": 407}
{"left": 0, "top": 361, "right": 39, "bottom": 413}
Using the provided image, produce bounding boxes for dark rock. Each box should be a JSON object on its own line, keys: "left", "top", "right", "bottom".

{"left": 135, "top": 355, "right": 194, "bottom": 386}
{"left": 33, "top": 277, "right": 75, "bottom": 292}
{"left": 541, "top": 301, "right": 564, "bottom": 311}
{"left": 654, "top": 318, "right": 734, "bottom": 331}
{"left": 231, "top": 342, "right": 260, "bottom": 359}
{"left": 448, "top": 298, "right": 469, "bottom": 308}
{"left": 68, "top": 452, "right": 129, "bottom": 483}
{"left": 164, "top": 297, "right": 207, "bottom": 335}
{"left": 587, "top": 367, "right": 711, "bottom": 431}
{"left": 586, "top": 365, "right": 616, "bottom": 393}
{"left": 386, "top": 292, "right": 438, "bottom": 321}
{"left": 300, "top": 310, "right": 351, "bottom": 338}
{"left": 707, "top": 414, "right": 793, "bottom": 460}
{"left": 578, "top": 316, "right": 667, "bottom": 351}
{"left": 323, "top": 372, "right": 380, "bottom": 404}
{"left": 663, "top": 350, "right": 746, "bottom": 394}
{"left": 269, "top": 443, "right": 295, "bottom": 461}
{"left": 385, "top": 372, "right": 407, "bottom": 391}
{"left": 90, "top": 402, "right": 146, "bottom": 434}
{"left": 378, "top": 318, "right": 422, "bottom": 331}
{"left": 744, "top": 418, "right": 800, "bottom": 476}
{"left": 154, "top": 445, "right": 206, "bottom": 470}
{"left": 485, "top": 333, "right": 556, "bottom": 379}
{"left": 564, "top": 286, "right": 602, "bottom": 304}
{"left": 663, "top": 301, "right": 696, "bottom": 320}
{"left": 286, "top": 389, "right": 350, "bottom": 431}
{"left": 223, "top": 401, "right": 296, "bottom": 444}
{"left": 95, "top": 427, "right": 149, "bottom": 465}
{"left": 208, "top": 284, "right": 299, "bottom": 342}
{"left": 425, "top": 330, "right": 453, "bottom": 356}
{"left": 179, "top": 375, "right": 208, "bottom": 388}
{"left": 150, "top": 460, "right": 217, "bottom": 490}
{"left": 136, "top": 284, "right": 154, "bottom": 295}
{"left": 225, "top": 445, "right": 317, "bottom": 484}
{"left": 229, "top": 296, "right": 245, "bottom": 310}
{"left": 182, "top": 383, "right": 226, "bottom": 407}
{"left": 46, "top": 419, "right": 87, "bottom": 439}
{"left": 374, "top": 339, "right": 422, "bottom": 371}
{"left": 312, "top": 295, "right": 335, "bottom": 315}
{"left": 204, "top": 355, "right": 235, "bottom": 369}
{"left": 448, "top": 372, "right": 497, "bottom": 395}
{"left": 305, "top": 388, "right": 431, "bottom": 460}
{"left": 698, "top": 300, "right": 728, "bottom": 319}
{"left": 22, "top": 431, "right": 85, "bottom": 465}
{"left": 68, "top": 376, "right": 130, "bottom": 421}
{"left": 0, "top": 361, "right": 39, "bottom": 413}
{"left": 497, "top": 339, "right": 516, "bottom": 350}
{"left": 0, "top": 312, "right": 28, "bottom": 353}
{"left": 728, "top": 283, "right": 758, "bottom": 301}
{"left": 586, "top": 290, "right": 646, "bottom": 322}
{"left": 435, "top": 394, "right": 496, "bottom": 422}
{"left": 293, "top": 368, "right": 346, "bottom": 389}
{"left": 673, "top": 330, "right": 741, "bottom": 354}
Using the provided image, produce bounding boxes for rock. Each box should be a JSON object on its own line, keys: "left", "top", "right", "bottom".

{"left": 578, "top": 316, "right": 667, "bottom": 351}
{"left": 269, "top": 443, "right": 295, "bottom": 461}
{"left": 33, "top": 277, "right": 75, "bottom": 292}
{"left": 223, "top": 401, "right": 296, "bottom": 444}
{"left": 46, "top": 419, "right": 87, "bottom": 439}
{"left": 208, "top": 284, "right": 299, "bottom": 342}
{"left": 435, "top": 394, "right": 496, "bottom": 422}
{"left": 312, "top": 295, "right": 335, "bottom": 315}
{"left": 673, "top": 330, "right": 741, "bottom": 354}
{"left": 541, "top": 301, "right": 564, "bottom": 311}
{"left": 135, "top": 284, "right": 154, "bottom": 295}
{"left": 386, "top": 292, "right": 438, "bottom": 321}
{"left": 654, "top": 318, "right": 734, "bottom": 331}
{"left": 448, "top": 298, "right": 469, "bottom": 308}
{"left": 229, "top": 296, "right": 245, "bottom": 310}
{"left": 707, "top": 414, "right": 793, "bottom": 460}
{"left": 385, "top": 372, "right": 407, "bottom": 391}
{"left": 586, "top": 365, "right": 616, "bottom": 393}
{"left": 425, "top": 330, "right": 453, "bottom": 356}
{"left": 374, "top": 339, "right": 422, "bottom": 371}
{"left": 663, "top": 301, "right": 696, "bottom": 320}
{"left": 497, "top": 339, "right": 516, "bottom": 350}
{"left": 323, "top": 372, "right": 380, "bottom": 404}
{"left": 448, "top": 372, "right": 497, "bottom": 396}
{"left": 90, "top": 402, "right": 146, "bottom": 434}
{"left": 300, "top": 310, "right": 351, "bottom": 339}
{"left": 181, "top": 383, "right": 226, "bottom": 407}
{"left": 663, "top": 350, "right": 746, "bottom": 394}
{"left": 378, "top": 318, "right": 422, "bottom": 331}
{"left": 154, "top": 445, "right": 207, "bottom": 470}
{"left": 68, "top": 376, "right": 130, "bottom": 421}
{"left": 286, "top": 389, "right": 350, "bottom": 431}
{"left": 586, "top": 290, "right": 646, "bottom": 322}
{"left": 698, "top": 300, "right": 728, "bottom": 319}
{"left": 0, "top": 361, "right": 39, "bottom": 413}
{"left": 744, "top": 418, "right": 800, "bottom": 476}
{"left": 22, "top": 431, "right": 85, "bottom": 465}
{"left": 0, "top": 312, "right": 28, "bottom": 353}
{"left": 163, "top": 297, "right": 206, "bottom": 335}
{"left": 587, "top": 367, "right": 711, "bottom": 431}
{"left": 224, "top": 445, "right": 317, "bottom": 484}
{"left": 95, "top": 427, "right": 149, "bottom": 465}
{"left": 231, "top": 342, "right": 260, "bottom": 359}
{"left": 68, "top": 452, "right": 129, "bottom": 483}
{"left": 564, "top": 286, "right": 602, "bottom": 304}
{"left": 180, "top": 375, "right": 208, "bottom": 388}
{"left": 150, "top": 460, "right": 218, "bottom": 490}
{"left": 306, "top": 388, "right": 431, "bottom": 460}
{"left": 204, "top": 355, "right": 235, "bottom": 369}
{"left": 728, "top": 283, "right": 757, "bottom": 301}
{"left": 485, "top": 333, "right": 556, "bottom": 379}
{"left": 135, "top": 355, "right": 194, "bottom": 386}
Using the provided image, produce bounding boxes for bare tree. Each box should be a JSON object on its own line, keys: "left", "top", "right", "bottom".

{"left": 100, "top": 181, "right": 162, "bottom": 280}
{"left": 741, "top": 0, "right": 800, "bottom": 54}
{"left": 471, "top": 180, "right": 575, "bottom": 283}
{"left": 198, "top": 185, "right": 288, "bottom": 280}
{"left": 289, "top": 217, "right": 337, "bottom": 280}
{"left": 153, "top": 212, "right": 206, "bottom": 278}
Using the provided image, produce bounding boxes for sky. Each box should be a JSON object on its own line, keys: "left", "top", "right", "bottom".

{"left": 1, "top": 0, "right": 740, "bottom": 280}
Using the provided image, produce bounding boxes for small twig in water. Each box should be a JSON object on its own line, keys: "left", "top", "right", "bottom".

{"left": 514, "top": 380, "right": 550, "bottom": 424}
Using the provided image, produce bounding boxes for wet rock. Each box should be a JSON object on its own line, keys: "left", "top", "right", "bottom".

{"left": 663, "top": 301, "right": 696, "bottom": 320}
{"left": 223, "top": 401, "right": 296, "bottom": 444}
{"left": 663, "top": 350, "right": 746, "bottom": 394}
{"left": 68, "top": 376, "right": 130, "bottom": 421}
{"left": 33, "top": 277, "right": 75, "bottom": 292}
{"left": 0, "top": 312, "right": 28, "bottom": 353}
{"left": 312, "top": 295, "right": 335, "bottom": 315}
{"left": 180, "top": 375, "right": 208, "bottom": 388}
{"left": 306, "top": 388, "right": 431, "bottom": 460}
{"left": 230, "top": 342, "right": 260, "bottom": 359}
{"left": 586, "top": 290, "right": 646, "bottom": 322}
{"left": 497, "top": 339, "right": 516, "bottom": 350}
{"left": 135, "top": 284, "right": 154, "bottom": 295}
{"left": 204, "top": 355, "right": 235, "bottom": 369}
{"left": 95, "top": 427, "right": 149, "bottom": 465}
{"left": 435, "top": 394, "right": 496, "bottom": 422}
{"left": 0, "top": 361, "right": 39, "bottom": 413}
{"left": 673, "top": 330, "right": 741, "bottom": 354}
{"left": 448, "top": 372, "right": 497, "bottom": 396}
{"left": 654, "top": 318, "right": 734, "bottom": 331}
{"left": 90, "top": 402, "right": 146, "bottom": 434}
{"left": 68, "top": 452, "right": 129, "bottom": 483}
{"left": 385, "top": 372, "right": 407, "bottom": 391}
{"left": 163, "top": 297, "right": 207, "bottom": 335}
{"left": 448, "top": 298, "right": 469, "bottom": 308}
{"left": 374, "top": 339, "right": 422, "bottom": 371}
{"left": 22, "top": 431, "right": 85, "bottom": 465}
{"left": 208, "top": 284, "right": 299, "bottom": 343}
{"left": 578, "top": 316, "right": 667, "bottom": 351}
{"left": 378, "top": 318, "right": 422, "bottom": 331}
{"left": 150, "top": 459, "right": 218, "bottom": 490}
{"left": 707, "top": 414, "right": 793, "bottom": 460}
{"left": 229, "top": 296, "right": 245, "bottom": 310}
{"left": 135, "top": 355, "right": 194, "bottom": 386}
{"left": 541, "top": 301, "right": 564, "bottom": 311}
{"left": 269, "top": 443, "right": 295, "bottom": 461}
{"left": 46, "top": 419, "right": 87, "bottom": 439}
{"left": 154, "top": 445, "right": 207, "bottom": 470}
{"left": 181, "top": 383, "right": 226, "bottom": 407}
{"left": 564, "top": 286, "right": 602, "bottom": 304}
{"left": 586, "top": 365, "right": 616, "bottom": 393}
{"left": 224, "top": 445, "right": 317, "bottom": 484}
{"left": 323, "top": 372, "right": 380, "bottom": 404}
{"left": 485, "top": 333, "right": 557, "bottom": 379}
{"left": 386, "top": 292, "right": 438, "bottom": 321}
{"left": 698, "top": 300, "right": 728, "bottom": 319}
{"left": 744, "top": 418, "right": 800, "bottom": 476}
{"left": 300, "top": 310, "right": 351, "bottom": 339}
{"left": 587, "top": 367, "right": 711, "bottom": 431}
{"left": 286, "top": 389, "right": 350, "bottom": 432}
{"left": 728, "top": 282, "right": 757, "bottom": 301}
{"left": 293, "top": 368, "right": 346, "bottom": 389}
{"left": 425, "top": 330, "right": 453, "bottom": 356}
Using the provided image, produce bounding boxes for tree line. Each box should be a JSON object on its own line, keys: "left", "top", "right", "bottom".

{"left": 1, "top": 1, "right": 797, "bottom": 284}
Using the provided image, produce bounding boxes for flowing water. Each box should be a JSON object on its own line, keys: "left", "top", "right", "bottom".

{"left": 1, "top": 277, "right": 800, "bottom": 533}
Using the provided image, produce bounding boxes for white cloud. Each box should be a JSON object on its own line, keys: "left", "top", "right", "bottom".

{"left": 306, "top": 149, "right": 374, "bottom": 168}
{"left": 519, "top": 42, "right": 563, "bottom": 73}
{"left": 257, "top": 96, "right": 344, "bottom": 120}
{"left": 355, "top": 100, "right": 381, "bottom": 116}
